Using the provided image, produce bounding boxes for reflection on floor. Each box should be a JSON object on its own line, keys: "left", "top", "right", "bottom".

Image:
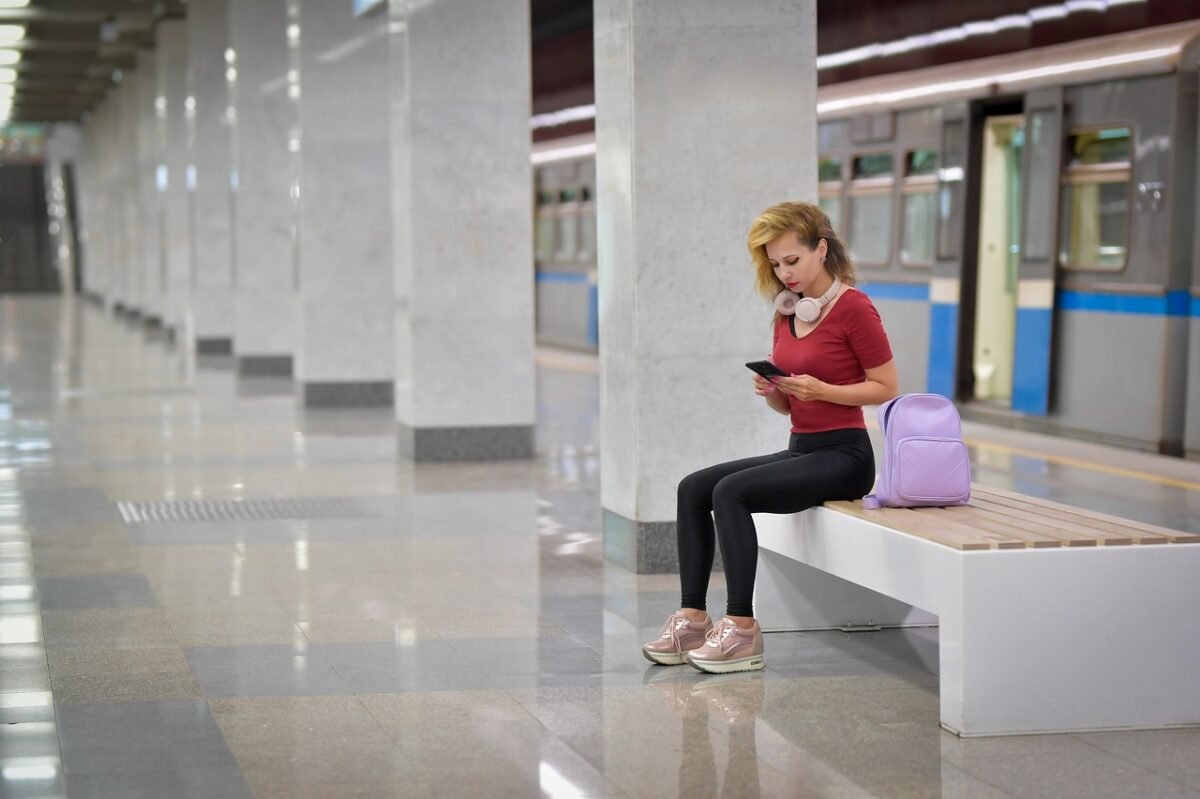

{"left": 2, "top": 296, "right": 1198, "bottom": 798}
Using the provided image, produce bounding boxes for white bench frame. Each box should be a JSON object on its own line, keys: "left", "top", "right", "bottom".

{"left": 753, "top": 506, "right": 1200, "bottom": 737}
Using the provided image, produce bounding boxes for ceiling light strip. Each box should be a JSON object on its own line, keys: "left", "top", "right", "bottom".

{"left": 816, "top": 45, "right": 1178, "bottom": 114}
{"left": 816, "top": 0, "right": 1146, "bottom": 71}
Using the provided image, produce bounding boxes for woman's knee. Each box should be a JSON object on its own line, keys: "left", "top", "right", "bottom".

{"left": 678, "top": 468, "right": 714, "bottom": 505}
{"left": 711, "top": 474, "right": 748, "bottom": 511}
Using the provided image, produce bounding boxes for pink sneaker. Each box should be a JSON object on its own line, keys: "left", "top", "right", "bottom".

{"left": 686, "top": 617, "right": 764, "bottom": 673}
{"left": 642, "top": 612, "right": 714, "bottom": 666}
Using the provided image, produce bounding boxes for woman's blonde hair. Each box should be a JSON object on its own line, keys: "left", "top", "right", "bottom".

{"left": 746, "top": 201, "right": 856, "bottom": 306}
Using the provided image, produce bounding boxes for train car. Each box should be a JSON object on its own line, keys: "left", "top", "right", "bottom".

{"left": 532, "top": 20, "right": 1200, "bottom": 458}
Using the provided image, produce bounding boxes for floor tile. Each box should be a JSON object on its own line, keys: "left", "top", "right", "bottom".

{"left": 36, "top": 573, "right": 158, "bottom": 610}
{"left": 55, "top": 700, "right": 251, "bottom": 799}
{"left": 183, "top": 643, "right": 355, "bottom": 697}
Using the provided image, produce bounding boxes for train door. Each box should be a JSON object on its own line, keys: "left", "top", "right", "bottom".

{"left": 1011, "top": 88, "right": 1065, "bottom": 415}
{"left": 970, "top": 114, "right": 1023, "bottom": 405}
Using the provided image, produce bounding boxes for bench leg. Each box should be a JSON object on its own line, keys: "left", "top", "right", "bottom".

{"left": 941, "top": 545, "right": 1200, "bottom": 736}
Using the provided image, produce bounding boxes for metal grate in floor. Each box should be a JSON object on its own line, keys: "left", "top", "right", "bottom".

{"left": 116, "top": 497, "right": 376, "bottom": 523}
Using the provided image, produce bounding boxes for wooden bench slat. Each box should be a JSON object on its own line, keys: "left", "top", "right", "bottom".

{"left": 972, "top": 485, "right": 1200, "bottom": 545}
{"left": 955, "top": 501, "right": 1099, "bottom": 544}
{"left": 827, "top": 501, "right": 1018, "bottom": 551}
{"left": 920, "top": 506, "right": 1064, "bottom": 548}
{"left": 968, "top": 496, "right": 1134, "bottom": 547}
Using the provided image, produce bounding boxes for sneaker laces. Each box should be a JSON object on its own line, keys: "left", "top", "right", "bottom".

{"left": 659, "top": 613, "right": 691, "bottom": 647}
{"left": 704, "top": 619, "right": 737, "bottom": 648}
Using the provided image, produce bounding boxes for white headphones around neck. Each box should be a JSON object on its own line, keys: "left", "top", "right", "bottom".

{"left": 775, "top": 273, "right": 841, "bottom": 323}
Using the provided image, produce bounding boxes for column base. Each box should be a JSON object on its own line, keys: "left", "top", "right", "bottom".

{"left": 196, "top": 337, "right": 234, "bottom": 355}
{"left": 301, "top": 381, "right": 393, "bottom": 407}
{"left": 237, "top": 355, "right": 293, "bottom": 377}
{"left": 397, "top": 423, "right": 534, "bottom": 462}
{"left": 603, "top": 510, "right": 680, "bottom": 574}
{"left": 603, "top": 509, "right": 724, "bottom": 575}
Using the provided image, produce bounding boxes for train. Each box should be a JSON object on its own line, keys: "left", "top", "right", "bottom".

{"left": 531, "top": 20, "right": 1200, "bottom": 459}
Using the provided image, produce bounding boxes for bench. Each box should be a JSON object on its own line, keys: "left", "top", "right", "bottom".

{"left": 752, "top": 484, "right": 1200, "bottom": 737}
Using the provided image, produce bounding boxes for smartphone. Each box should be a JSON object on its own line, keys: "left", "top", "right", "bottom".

{"left": 745, "top": 360, "right": 787, "bottom": 380}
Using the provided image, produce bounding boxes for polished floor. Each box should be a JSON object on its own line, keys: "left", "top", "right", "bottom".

{"left": 1, "top": 295, "right": 1199, "bottom": 799}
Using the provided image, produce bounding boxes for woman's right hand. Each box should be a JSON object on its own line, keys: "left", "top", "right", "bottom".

{"left": 752, "top": 374, "right": 776, "bottom": 397}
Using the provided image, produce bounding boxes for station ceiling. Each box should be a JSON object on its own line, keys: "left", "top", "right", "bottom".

{"left": 0, "top": 0, "right": 1192, "bottom": 125}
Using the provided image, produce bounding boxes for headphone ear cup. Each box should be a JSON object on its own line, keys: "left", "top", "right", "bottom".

{"left": 794, "top": 297, "right": 821, "bottom": 323}
{"left": 774, "top": 290, "right": 799, "bottom": 315}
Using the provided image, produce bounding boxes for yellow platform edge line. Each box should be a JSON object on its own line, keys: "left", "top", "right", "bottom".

{"left": 962, "top": 437, "right": 1200, "bottom": 493}
{"left": 862, "top": 419, "right": 1200, "bottom": 492}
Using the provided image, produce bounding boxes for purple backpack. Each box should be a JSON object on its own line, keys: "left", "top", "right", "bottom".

{"left": 863, "top": 393, "right": 972, "bottom": 509}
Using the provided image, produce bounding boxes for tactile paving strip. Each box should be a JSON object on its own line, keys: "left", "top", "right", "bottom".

{"left": 116, "top": 497, "right": 375, "bottom": 523}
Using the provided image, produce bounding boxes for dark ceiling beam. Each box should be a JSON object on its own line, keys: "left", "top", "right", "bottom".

{"left": 532, "top": 5, "right": 592, "bottom": 45}
{"left": 16, "top": 77, "right": 110, "bottom": 91}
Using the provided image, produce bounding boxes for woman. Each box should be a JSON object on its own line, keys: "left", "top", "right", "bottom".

{"left": 642, "top": 201, "right": 899, "bottom": 674}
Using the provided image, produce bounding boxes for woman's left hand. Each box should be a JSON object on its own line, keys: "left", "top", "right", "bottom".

{"left": 774, "top": 374, "right": 828, "bottom": 402}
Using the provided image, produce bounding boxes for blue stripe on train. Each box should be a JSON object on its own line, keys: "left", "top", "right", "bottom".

{"left": 1057, "top": 290, "right": 1191, "bottom": 316}
{"left": 927, "top": 303, "right": 958, "bottom": 399}
{"left": 1011, "top": 307, "right": 1053, "bottom": 415}
{"left": 587, "top": 284, "right": 599, "bottom": 347}
{"left": 857, "top": 282, "right": 930, "bottom": 301}
{"left": 536, "top": 271, "right": 590, "bottom": 284}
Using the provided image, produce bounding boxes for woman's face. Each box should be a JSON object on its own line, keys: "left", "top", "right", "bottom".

{"left": 765, "top": 232, "right": 827, "bottom": 295}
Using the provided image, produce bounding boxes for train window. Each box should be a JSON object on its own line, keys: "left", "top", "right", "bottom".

{"left": 555, "top": 211, "right": 578, "bottom": 262}
{"left": 901, "top": 149, "right": 938, "bottom": 266}
{"left": 1060, "top": 182, "right": 1129, "bottom": 271}
{"left": 578, "top": 185, "right": 595, "bottom": 260}
{"left": 901, "top": 193, "right": 936, "bottom": 265}
{"left": 535, "top": 211, "right": 555, "bottom": 263}
{"left": 853, "top": 153, "right": 894, "bottom": 179}
{"left": 819, "top": 157, "right": 842, "bottom": 182}
{"left": 906, "top": 149, "right": 938, "bottom": 177}
{"left": 1068, "top": 128, "right": 1131, "bottom": 167}
{"left": 819, "top": 196, "right": 842, "bottom": 231}
{"left": 849, "top": 195, "right": 892, "bottom": 265}
{"left": 1060, "top": 127, "right": 1131, "bottom": 271}
{"left": 848, "top": 152, "right": 894, "bottom": 265}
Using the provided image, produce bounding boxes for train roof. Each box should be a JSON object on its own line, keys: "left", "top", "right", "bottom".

{"left": 818, "top": 20, "right": 1200, "bottom": 118}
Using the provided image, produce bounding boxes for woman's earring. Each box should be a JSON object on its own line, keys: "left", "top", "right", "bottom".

{"left": 821, "top": 255, "right": 827, "bottom": 263}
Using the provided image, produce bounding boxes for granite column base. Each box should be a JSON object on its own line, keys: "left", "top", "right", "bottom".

{"left": 196, "top": 337, "right": 233, "bottom": 355}
{"left": 237, "top": 355, "right": 293, "bottom": 377}
{"left": 300, "top": 381, "right": 393, "bottom": 408}
{"left": 602, "top": 509, "right": 724, "bottom": 575}
{"left": 397, "top": 423, "right": 534, "bottom": 462}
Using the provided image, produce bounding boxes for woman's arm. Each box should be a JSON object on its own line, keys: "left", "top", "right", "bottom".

{"left": 752, "top": 374, "right": 792, "bottom": 415}
{"left": 775, "top": 359, "right": 900, "bottom": 407}
{"left": 764, "top": 383, "right": 791, "bottom": 415}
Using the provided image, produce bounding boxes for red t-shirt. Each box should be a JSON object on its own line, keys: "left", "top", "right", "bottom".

{"left": 771, "top": 288, "right": 894, "bottom": 434}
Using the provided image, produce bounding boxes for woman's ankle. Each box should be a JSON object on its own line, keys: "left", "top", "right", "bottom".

{"left": 679, "top": 608, "right": 709, "bottom": 623}
{"left": 725, "top": 614, "right": 757, "bottom": 630}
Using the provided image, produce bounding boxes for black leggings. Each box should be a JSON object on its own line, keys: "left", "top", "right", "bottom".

{"left": 677, "top": 428, "right": 876, "bottom": 618}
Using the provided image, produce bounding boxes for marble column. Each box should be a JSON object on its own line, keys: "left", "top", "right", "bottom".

{"left": 77, "top": 100, "right": 111, "bottom": 304}
{"left": 229, "top": 0, "right": 296, "bottom": 377}
{"left": 388, "top": 0, "right": 535, "bottom": 460}
{"left": 117, "top": 75, "right": 143, "bottom": 317}
{"left": 44, "top": 125, "right": 80, "bottom": 293}
{"left": 595, "top": 2, "right": 818, "bottom": 573}
{"left": 157, "top": 19, "right": 191, "bottom": 339}
{"left": 293, "top": 0, "right": 393, "bottom": 406}
{"left": 95, "top": 95, "right": 125, "bottom": 310}
{"left": 137, "top": 49, "right": 165, "bottom": 327}
{"left": 187, "top": 0, "right": 235, "bottom": 353}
